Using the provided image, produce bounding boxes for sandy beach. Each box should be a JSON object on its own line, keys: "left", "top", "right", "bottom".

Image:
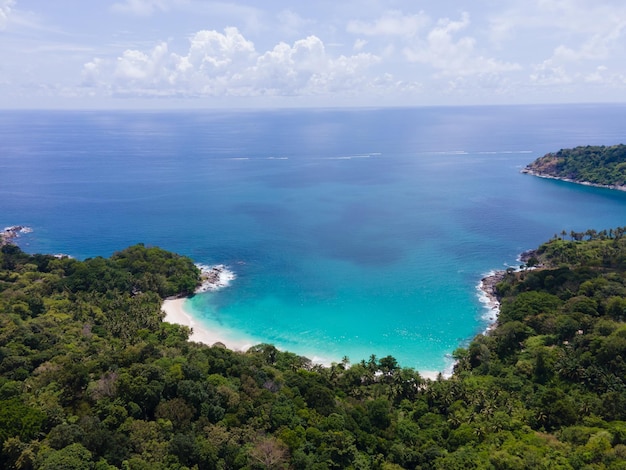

{"left": 162, "top": 297, "right": 254, "bottom": 352}
{"left": 161, "top": 263, "right": 255, "bottom": 351}
{"left": 161, "top": 263, "right": 480, "bottom": 380}
{"left": 162, "top": 296, "right": 445, "bottom": 380}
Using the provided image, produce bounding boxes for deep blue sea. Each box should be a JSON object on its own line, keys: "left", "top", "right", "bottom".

{"left": 2, "top": 105, "right": 626, "bottom": 374}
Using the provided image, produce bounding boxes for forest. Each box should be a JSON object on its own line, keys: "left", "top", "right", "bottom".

{"left": 1, "top": 234, "right": 626, "bottom": 469}
{"left": 523, "top": 144, "right": 626, "bottom": 187}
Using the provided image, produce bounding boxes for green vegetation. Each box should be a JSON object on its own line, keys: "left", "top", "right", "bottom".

{"left": 2, "top": 237, "right": 626, "bottom": 469}
{"left": 524, "top": 144, "right": 626, "bottom": 187}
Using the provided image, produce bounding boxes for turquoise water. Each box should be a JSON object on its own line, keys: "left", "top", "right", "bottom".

{"left": 2, "top": 105, "right": 626, "bottom": 373}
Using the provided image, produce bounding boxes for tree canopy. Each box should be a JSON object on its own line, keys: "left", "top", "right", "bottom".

{"left": 1, "top": 238, "right": 626, "bottom": 469}
{"left": 523, "top": 144, "right": 626, "bottom": 187}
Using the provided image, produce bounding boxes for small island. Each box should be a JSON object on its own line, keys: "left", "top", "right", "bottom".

{"left": 522, "top": 144, "right": 626, "bottom": 191}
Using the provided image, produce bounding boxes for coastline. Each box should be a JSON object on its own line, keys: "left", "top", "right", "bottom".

{"left": 1, "top": 225, "right": 32, "bottom": 246}
{"left": 161, "top": 264, "right": 255, "bottom": 352}
{"left": 161, "top": 294, "right": 444, "bottom": 380}
{"left": 477, "top": 249, "right": 537, "bottom": 334}
{"left": 161, "top": 297, "right": 254, "bottom": 352}
{"left": 521, "top": 168, "right": 626, "bottom": 192}
{"left": 478, "top": 270, "right": 506, "bottom": 332}
{"left": 160, "top": 262, "right": 493, "bottom": 381}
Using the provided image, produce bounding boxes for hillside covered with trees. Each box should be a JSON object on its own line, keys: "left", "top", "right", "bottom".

{"left": 1, "top": 237, "right": 626, "bottom": 469}
{"left": 523, "top": 144, "right": 626, "bottom": 188}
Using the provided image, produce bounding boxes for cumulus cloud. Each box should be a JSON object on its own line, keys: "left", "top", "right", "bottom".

{"left": 584, "top": 65, "right": 609, "bottom": 83}
{"left": 248, "top": 36, "right": 380, "bottom": 95}
{"left": 115, "top": 42, "right": 172, "bottom": 81}
{"left": 530, "top": 60, "right": 573, "bottom": 86}
{"left": 186, "top": 27, "right": 255, "bottom": 70}
{"left": 582, "top": 66, "right": 626, "bottom": 86}
{"left": 482, "top": 1, "right": 626, "bottom": 95}
{"left": 404, "top": 13, "right": 520, "bottom": 77}
{"left": 526, "top": 16, "right": 626, "bottom": 89}
{"left": 0, "top": 0, "right": 15, "bottom": 30}
{"left": 82, "top": 27, "right": 383, "bottom": 98}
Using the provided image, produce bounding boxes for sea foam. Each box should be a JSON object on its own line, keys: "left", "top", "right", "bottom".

{"left": 195, "top": 264, "right": 236, "bottom": 293}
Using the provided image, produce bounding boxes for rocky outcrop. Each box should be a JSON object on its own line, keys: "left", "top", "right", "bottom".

{"left": 1, "top": 226, "right": 32, "bottom": 246}
{"left": 195, "top": 264, "right": 236, "bottom": 293}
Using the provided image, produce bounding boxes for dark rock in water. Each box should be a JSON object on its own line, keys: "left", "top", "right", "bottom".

{"left": 520, "top": 249, "right": 539, "bottom": 265}
{"left": 1, "top": 226, "right": 33, "bottom": 246}
{"left": 195, "top": 264, "right": 236, "bottom": 293}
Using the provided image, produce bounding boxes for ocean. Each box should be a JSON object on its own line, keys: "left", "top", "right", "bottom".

{"left": 2, "top": 104, "right": 626, "bottom": 374}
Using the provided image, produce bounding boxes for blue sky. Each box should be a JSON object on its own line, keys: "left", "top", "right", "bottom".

{"left": 2, "top": 0, "right": 626, "bottom": 108}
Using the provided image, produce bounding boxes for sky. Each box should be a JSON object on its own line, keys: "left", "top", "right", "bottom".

{"left": 2, "top": 0, "right": 626, "bottom": 109}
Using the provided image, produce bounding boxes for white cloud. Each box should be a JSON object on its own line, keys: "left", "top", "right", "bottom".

{"left": 585, "top": 65, "right": 609, "bottom": 84}
{"left": 248, "top": 36, "right": 380, "bottom": 95}
{"left": 185, "top": 27, "right": 255, "bottom": 71}
{"left": 82, "top": 27, "right": 383, "bottom": 98}
{"left": 9, "top": 1, "right": 626, "bottom": 107}
{"left": 347, "top": 10, "right": 428, "bottom": 37}
{"left": 483, "top": 1, "right": 626, "bottom": 96}
{"left": 530, "top": 60, "right": 573, "bottom": 86}
{"left": 115, "top": 42, "right": 171, "bottom": 81}
{"left": 111, "top": 0, "right": 182, "bottom": 16}
{"left": 405, "top": 13, "right": 520, "bottom": 77}
{"left": 551, "top": 21, "right": 626, "bottom": 63}
{"left": 489, "top": 0, "right": 626, "bottom": 48}
{"left": 582, "top": 66, "right": 626, "bottom": 86}
{"left": 276, "top": 9, "right": 312, "bottom": 37}
{"left": 526, "top": 16, "right": 626, "bottom": 89}
{"left": 353, "top": 38, "right": 367, "bottom": 51}
{"left": 0, "top": 0, "right": 15, "bottom": 30}
{"left": 82, "top": 58, "right": 104, "bottom": 86}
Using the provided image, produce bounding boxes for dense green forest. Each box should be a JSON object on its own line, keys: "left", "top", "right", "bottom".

{"left": 523, "top": 144, "right": 626, "bottom": 187}
{"left": 1, "top": 237, "right": 626, "bottom": 469}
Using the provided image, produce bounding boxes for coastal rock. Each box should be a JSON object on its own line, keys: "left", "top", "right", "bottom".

{"left": 195, "top": 264, "right": 236, "bottom": 293}
{"left": 480, "top": 271, "right": 506, "bottom": 311}
{"left": 519, "top": 249, "right": 542, "bottom": 267}
{"left": 1, "top": 226, "right": 33, "bottom": 246}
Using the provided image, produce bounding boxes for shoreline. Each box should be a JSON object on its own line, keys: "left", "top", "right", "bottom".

{"left": 477, "top": 249, "right": 537, "bottom": 334}
{"left": 521, "top": 168, "right": 626, "bottom": 192}
{"left": 161, "top": 295, "right": 445, "bottom": 379}
{"left": 162, "top": 252, "right": 538, "bottom": 380}
{"left": 160, "top": 263, "right": 491, "bottom": 381}
{"left": 161, "top": 297, "right": 254, "bottom": 352}
{"left": 162, "top": 263, "right": 254, "bottom": 352}
{"left": 478, "top": 270, "right": 506, "bottom": 333}
{"left": 1, "top": 225, "right": 33, "bottom": 246}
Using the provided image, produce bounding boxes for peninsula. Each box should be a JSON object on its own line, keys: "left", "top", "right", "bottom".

{"left": 522, "top": 144, "right": 626, "bottom": 191}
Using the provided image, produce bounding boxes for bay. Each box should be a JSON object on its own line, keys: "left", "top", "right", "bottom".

{"left": 2, "top": 104, "right": 626, "bottom": 373}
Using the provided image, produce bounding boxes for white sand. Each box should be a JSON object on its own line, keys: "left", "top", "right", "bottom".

{"left": 162, "top": 297, "right": 253, "bottom": 352}
{"left": 162, "top": 297, "right": 450, "bottom": 380}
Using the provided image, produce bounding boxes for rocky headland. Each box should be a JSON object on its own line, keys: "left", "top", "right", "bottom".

{"left": 479, "top": 249, "right": 539, "bottom": 328}
{"left": 1, "top": 225, "right": 32, "bottom": 246}
{"left": 522, "top": 144, "right": 626, "bottom": 191}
